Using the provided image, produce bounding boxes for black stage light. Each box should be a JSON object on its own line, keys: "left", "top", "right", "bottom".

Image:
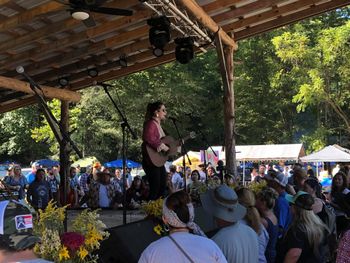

{"left": 147, "top": 16, "right": 171, "bottom": 57}
{"left": 87, "top": 68, "right": 99, "bottom": 77}
{"left": 58, "top": 77, "right": 69, "bottom": 87}
{"left": 119, "top": 55, "right": 128, "bottom": 68}
{"left": 175, "top": 37, "right": 194, "bottom": 64}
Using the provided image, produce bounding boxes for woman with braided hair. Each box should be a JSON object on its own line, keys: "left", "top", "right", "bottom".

{"left": 139, "top": 190, "right": 227, "bottom": 263}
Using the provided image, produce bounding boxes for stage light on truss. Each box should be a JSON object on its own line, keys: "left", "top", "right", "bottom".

{"left": 175, "top": 37, "right": 194, "bottom": 64}
{"left": 147, "top": 16, "right": 170, "bottom": 57}
{"left": 87, "top": 68, "right": 99, "bottom": 77}
{"left": 58, "top": 77, "right": 69, "bottom": 87}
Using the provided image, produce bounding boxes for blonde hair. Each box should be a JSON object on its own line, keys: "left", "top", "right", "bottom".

{"left": 290, "top": 206, "right": 327, "bottom": 256}
{"left": 236, "top": 187, "right": 262, "bottom": 234}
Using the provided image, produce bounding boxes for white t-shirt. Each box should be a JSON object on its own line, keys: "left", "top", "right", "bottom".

{"left": 171, "top": 172, "right": 183, "bottom": 190}
{"left": 199, "top": 171, "right": 206, "bottom": 182}
{"left": 139, "top": 232, "right": 227, "bottom": 263}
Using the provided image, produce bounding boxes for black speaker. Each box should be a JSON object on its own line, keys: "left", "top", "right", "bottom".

{"left": 97, "top": 207, "right": 217, "bottom": 263}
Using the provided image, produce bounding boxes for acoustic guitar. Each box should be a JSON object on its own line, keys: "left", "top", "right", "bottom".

{"left": 146, "top": 132, "right": 196, "bottom": 167}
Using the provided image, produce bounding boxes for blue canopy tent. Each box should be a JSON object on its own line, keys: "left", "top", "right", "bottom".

{"left": 104, "top": 159, "right": 141, "bottom": 168}
{"left": 33, "top": 159, "right": 60, "bottom": 168}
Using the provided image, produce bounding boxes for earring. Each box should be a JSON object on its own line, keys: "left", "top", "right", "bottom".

{"left": 163, "top": 224, "right": 170, "bottom": 232}
{"left": 156, "top": 114, "right": 159, "bottom": 117}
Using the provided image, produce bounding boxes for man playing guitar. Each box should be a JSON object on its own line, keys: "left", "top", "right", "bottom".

{"left": 142, "top": 101, "right": 169, "bottom": 200}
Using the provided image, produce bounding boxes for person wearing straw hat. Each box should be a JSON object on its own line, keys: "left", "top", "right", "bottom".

{"left": 201, "top": 185, "right": 259, "bottom": 263}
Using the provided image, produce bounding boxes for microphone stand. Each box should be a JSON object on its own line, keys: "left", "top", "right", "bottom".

{"left": 187, "top": 114, "right": 218, "bottom": 184}
{"left": 169, "top": 118, "right": 191, "bottom": 191}
{"left": 99, "top": 83, "right": 137, "bottom": 225}
{"left": 16, "top": 67, "right": 83, "bottom": 232}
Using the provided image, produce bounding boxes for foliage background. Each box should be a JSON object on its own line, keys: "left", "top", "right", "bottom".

{"left": 0, "top": 8, "right": 349, "bottom": 165}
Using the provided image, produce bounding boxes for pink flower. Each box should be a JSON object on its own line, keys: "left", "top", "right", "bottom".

{"left": 60, "top": 232, "right": 85, "bottom": 252}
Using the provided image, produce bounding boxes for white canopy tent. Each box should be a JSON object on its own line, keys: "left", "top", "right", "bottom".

{"left": 207, "top": 144, "right": 305, "bottom": 162}
{"left": 206, "top": 144, "right": 305, "bottom": 184}
{"left": 300, "top": 144, "right": 350, "bottom": 163}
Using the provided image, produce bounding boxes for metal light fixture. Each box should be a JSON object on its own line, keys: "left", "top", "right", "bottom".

{"left": 58, "top": 77, "right": 69, "bottom": 87}
{"left": 175, "top": 37, "right": 194, "bottom": 64}
{"left": 87, "top": 68, "right": 99, "bottom": 77}
{"left": 147, "top": 16, "right": 171, "bottom": 57}
{"left": 71, "top": 10, "right": 90, "bottom": 21}
{"left": 119, "top": 55, "right": 128, "bottom": 68}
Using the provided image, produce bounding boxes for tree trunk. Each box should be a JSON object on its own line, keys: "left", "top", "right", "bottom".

{"left": 215, "top": 34, "right": 237, "bottom": 178}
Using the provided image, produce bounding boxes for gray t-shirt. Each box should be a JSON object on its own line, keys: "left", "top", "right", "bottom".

{"left": 212, "top": 222, "right": 259, "bottom": 263}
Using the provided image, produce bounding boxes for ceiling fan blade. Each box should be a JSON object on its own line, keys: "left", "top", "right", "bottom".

{"left": 82, "top": 15, "right": 96, "bottom": 27}
{"left": 53, "top": 0, "right": 70, "bottom": 5}
{"left": 84, "top": 0, "right": 109, "bottom": 6}
{"left": 88, "top": 6, "right": 133, "bottom": 16}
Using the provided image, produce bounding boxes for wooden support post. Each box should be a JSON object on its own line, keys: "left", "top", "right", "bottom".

{"left": 59, "top": 100, "right": 70, "bottom": 231}
{"left": 215, "top": 34, "right": 237, "bottom": 178}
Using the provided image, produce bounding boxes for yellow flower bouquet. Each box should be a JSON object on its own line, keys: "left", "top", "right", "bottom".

{"left": 33, "top": 201, "right": 109, "bottom": 263}
{"left": 141, "top": 198, "right": 163, "bottom": 219}
{"left": 141, "top": 198, "right": 169, "bottom": 236}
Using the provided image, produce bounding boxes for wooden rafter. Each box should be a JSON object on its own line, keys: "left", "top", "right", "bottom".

{"left": 0, "top": 76, "right": 81, "bottom": 102}
{"left": 213, "top": 0, "right": 287, "bottom": 23}
{"left": 233, "top": 0, "right": 350, "bottom": 40}
{"left": 177, "top": 0, "right": 238, "bottom": 49}
{"left": 0, "top": 0, "right": 349, "bottom": 113}
{"left": 221, "top": 0, "right": 319, "bottom": 33}
{"left": 0, "top": 1, "right": 63, "bottom": 32}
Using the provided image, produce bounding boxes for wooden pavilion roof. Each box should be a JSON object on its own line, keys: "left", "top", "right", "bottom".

{"left": 0, "top": 0, "right": 349, "bottom": 113}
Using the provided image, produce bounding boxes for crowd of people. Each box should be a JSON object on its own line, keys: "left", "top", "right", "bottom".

{"left": 139, "top": 162, "right": 350, "bottom": 263}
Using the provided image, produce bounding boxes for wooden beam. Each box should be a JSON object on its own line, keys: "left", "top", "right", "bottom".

{"left": 0, "top": 96, "right": 37, "bottom": 114}
{"left": 177, "top": 0, "right": 237, "bottom": 49}
{"left": 233, "top": 0, "right": 350, "bottom": 40}
{"left": 0, "top": 53, "right": 176, "bottom": 112}
{"left": 202, "top": 0, "right": 241, "bottom": 13}
{"left": 1, "top": 20, "right": 150, "bottom": 71}
{"left": 0, "top": 1, "right": 63, "bottom": 32}
{"left": 222, "top": 0, "right": 314, "bottom": 32}
{"left": 32, "top": 39, "right": 150, "bottom": 83}
{"left": 212, "top": 0, "right": 288, "bottom": 23}
{"left": 0, "top": 76, "right": 81, "bottom": 102}
{"left": 70, "top": 53, "right": 176, "bottom": 91}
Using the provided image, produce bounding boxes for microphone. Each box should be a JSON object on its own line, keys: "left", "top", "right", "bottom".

{"left": 92, "top": 81, "right": 113, "bottom": 87}
{"left": 16, "top": 66, "right": 40, "bottom": 89}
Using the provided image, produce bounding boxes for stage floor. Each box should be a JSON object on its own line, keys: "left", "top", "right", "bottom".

{"left": 67, "top": 208, "right": 146, "bottom": 230}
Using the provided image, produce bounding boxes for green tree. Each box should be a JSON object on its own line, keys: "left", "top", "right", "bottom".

{"left": 272, "top": 20, "right": 350, "bottom": 150}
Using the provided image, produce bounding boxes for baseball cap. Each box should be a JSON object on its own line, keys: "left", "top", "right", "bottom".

{"left": 0, "top": 200, "right": 40, "bottom": 251}
{"left": 285, "top": 191, "right": 314, "bottom": 210}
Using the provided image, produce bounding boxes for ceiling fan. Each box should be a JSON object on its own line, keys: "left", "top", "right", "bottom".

{"left": 54, "top": 0, "right": 133, "bottom": 27}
